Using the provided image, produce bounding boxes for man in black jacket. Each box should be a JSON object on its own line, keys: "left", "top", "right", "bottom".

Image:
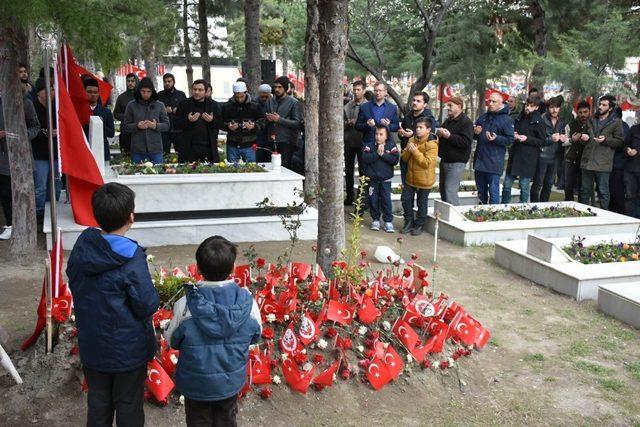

{"left": 501, "top": 95, "right": 548, "bottom": 203}
{"left": 174, "top": 79, "right": 222, "bottom": 163}
{"left": 113, "top": 73, "right": 138, "bottom": 153}
{"left": 564, "top": 101, "right": 591, "bottom": 200}
{"left": 222, "top": 81, "right": 264, "bottom": 162}
{"left": 398, "top": 92, "right": 438, "bottom": 184}
{"left": 624, "top": 123, "right": 640, "bottom": 217}
{"left": 436, "top": 96, "right": 473, "bottom": 205}
{"left": 343, "top": 80, "right": 367, "bottom": 205}
{"left": 157, "top": 73, "right": 187, "bottom": 155}
{"left": 83, "top": 77, "right": 115, "bottom": 162}
{"left": 265, "top": 76, "right": 303, "bottom": 169}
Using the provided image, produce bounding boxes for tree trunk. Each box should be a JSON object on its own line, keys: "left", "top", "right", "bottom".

{"left": 316, "top": 0, "right": 348, "bottom": 274}
{"left": 303, "top": 0, "right": 319, "bottom": 204}
{"left": 244, "top": 0, "right": 261, "bottom": 96}
{"left": 144, "top": 51, "right": 158, "bottom": 85}
{"left": 529, "top": 0, "right": 548, "bottom": 90}
{"left": 282, "top": 40, "right": 289, "bottom": 76}
{"left": 183, "top": 0, "right": 194, "bottom": 88}
{"left": 0, "top": 20, "right": 37, "bottom": 264}
{"left": 475, "top": 86, "right": 486, "bottom": 120}
{"left": 198, "top": 0, "right": 211, "bottom": 83}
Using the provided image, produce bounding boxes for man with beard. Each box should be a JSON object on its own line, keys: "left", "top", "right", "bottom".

{"left": 563, "top": 101, "right": 591, "bottom": 201}
{"left": 174, "top": 79, "right": 223, "bottom": 163}
{"left": 501, "top": 95, "right": 548, "bottom": 203}
{"left": 579, "top": 95, "right": 625, "bottom": 210}
{"left": 18, "top": 63, "right": 33, "bottom": 96}
{"left": 264, "top": 76, "right": 303, "bottom": 169}
{"left": 157, "top": 73, "right": 187, "bottom": 155}
{"left": 343, "top": 80, "right": 367, "bottom": 205}
{"left": 114, "top": 73, "right": 138, "bottom": 153}
{"left": 222, "top": 81, "right": 264, "bottom": 163}
{"left": 256, "top": 83, "right": 274, "bottom": 162}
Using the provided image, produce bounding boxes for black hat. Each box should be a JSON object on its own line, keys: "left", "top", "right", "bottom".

{"left": 138, "top": 77, "right": 155, "bottom": 91}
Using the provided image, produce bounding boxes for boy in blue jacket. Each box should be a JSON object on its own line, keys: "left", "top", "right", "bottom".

{"left": 165, "top": 235, "right": 261, "bottom": 426}
{"left": 362, "top": 125, "right": 400, "bottom": 232}
{"left": 66, "top": 182, "right": 160, "bottom": 427}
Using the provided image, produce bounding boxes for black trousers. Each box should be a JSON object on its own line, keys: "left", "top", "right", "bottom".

{"left": 276, "top": 142, "right": 294, "bottom": 170}
{"left": 185, "top": 395, "right": 238, "bottom": 427}
{"left": 344, "top": 143, "right": 363, "bottom": 203}
{"left": 0, "top": 174, "right": 12, "bottom": 226}
{"left": 564, "top": 161, "right": 581, "bottom": 201}
{"left": 118, "top": 133, "right": 131, "bottom": 154}
{"left": 161, "top": 132, "right": 179, "bottom": 154}
{"left": 83, "top": 366, "right": 146, "bottom": 427}
{"left": 609, "top": 168, "right": 626, "bottom": 214}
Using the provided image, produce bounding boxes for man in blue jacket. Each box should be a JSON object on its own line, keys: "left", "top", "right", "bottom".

{"left": 66, "top": 182, "right": 159, "bottom": 427}
{"left": 355, "top": 82, "right": 399, "bottom": 145}
{"left": 473, "top": 92, "right": 515, "bottom": 204}
{"left": 165, "top": 235, "right": 261, "bottom": 426}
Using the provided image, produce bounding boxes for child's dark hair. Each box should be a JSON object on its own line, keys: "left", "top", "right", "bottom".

{"left": 92, "top": 183, "right": 135, "bottom": 232}
{"left": 415, "top": 116, "right": 433, "bottom": 129}
{"left": 196, "top": 236, "right": 238, "bottom": 281}
{"left": 374, "top": 124, "right": 389, "bottom": 139}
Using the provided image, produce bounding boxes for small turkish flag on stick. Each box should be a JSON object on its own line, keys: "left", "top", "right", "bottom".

{"left": 146, "top": 358, "right": 174, "bottom": 403}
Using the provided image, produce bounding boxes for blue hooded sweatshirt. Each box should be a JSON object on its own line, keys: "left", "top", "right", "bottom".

{"left": 66, "top": 228, "right": 159, "bottom": 373}
{"left": 166, "top": 281, "right": 262, "bottom": 401}
{"left": 473, "top": 104, "right": 515, "bottom": 174}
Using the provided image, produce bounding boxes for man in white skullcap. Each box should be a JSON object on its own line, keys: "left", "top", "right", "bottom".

{"left": 221, "top": 81, "right": 265, "bottom": 162}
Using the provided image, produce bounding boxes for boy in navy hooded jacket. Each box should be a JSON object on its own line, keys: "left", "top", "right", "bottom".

{"left": 165, "top": 235, "right": 262, "bottom": 426}
{"left": 66, "top": 182, "right": 159, "bottom": 427}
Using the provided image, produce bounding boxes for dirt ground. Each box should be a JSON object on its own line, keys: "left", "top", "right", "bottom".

{"left": 1, "top": 213, "right": 640, "bottom": 427}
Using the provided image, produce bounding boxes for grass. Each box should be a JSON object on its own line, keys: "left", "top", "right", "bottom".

{"left": 627, "top": 362, "right": 640, "bottom": 381}
{"left": 567, "top": 340, "right": 593, "bottom": 357}
{"left": 489, "top": 337, "right": 501, "bottom": 348}
{"left": 522, "top": 308, "right": 534, "bottom": 316}
{"left": 524, "top": 353, "right": 545, "bottom": 362}
{"left": 595, "top": 335, "right": 618, "bottom": 352}
{"left": 599, "top": 378, "right": 627, "bottom": 392}
{"left": 574, "top": 360, "right": 614, "bottom": 376}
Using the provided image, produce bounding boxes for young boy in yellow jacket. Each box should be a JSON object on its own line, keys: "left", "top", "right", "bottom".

{"left": 400, "top": 117, "right": 439, "bottom": 236}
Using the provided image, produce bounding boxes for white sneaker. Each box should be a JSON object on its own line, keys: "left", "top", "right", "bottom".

{"left": 370, "top": 220, "right": 380, "bottom": 231}
{"left": 0, "top": 226, "right": 12, "bottom": 240}
{"left": 384, "top": 222, "right": 395, "bottom": 233}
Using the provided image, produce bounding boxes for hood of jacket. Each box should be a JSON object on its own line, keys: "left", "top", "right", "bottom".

{"left": 186, "top": 282, "right": 254, "bottom": 339}
{"left": 68, "top": 228, "right": 139, "bottom": 276}
{"left": 134, "top": 80, "right": 158, "bottom": 103}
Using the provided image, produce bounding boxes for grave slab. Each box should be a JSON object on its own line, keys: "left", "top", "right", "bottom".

{"left": 427, "top": 200, "right": 640, "bottom": 246}
{"left": 598, "top": 283, "right": 640, "bottom": 329}
{"left": 495, "top": 234, "right": 640, "bottom": 301}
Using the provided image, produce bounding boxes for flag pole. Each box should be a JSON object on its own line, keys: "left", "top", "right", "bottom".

{"left": 43, "top": 46, "right": 58, "bottom": 247}
{"left": 45, "top": 257, "right": 53, "bottom": 353}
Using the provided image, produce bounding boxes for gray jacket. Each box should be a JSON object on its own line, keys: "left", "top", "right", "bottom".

{"left": 580, "top": 116, "right": 625, "bottom": 172}
{"left": 344, "top": 99, "right": 366, "bottom": 148}
{"left": 265, "top": 95, "right": 302, "bottom": 146}
{"left": 122, "top": 99, "right": 170, "bottom": 155}
{"left": 540, "top": 113, "right": 567, "bottom": 161}
{"left": 0, "top": 96, "right": 40, "bottom": 176}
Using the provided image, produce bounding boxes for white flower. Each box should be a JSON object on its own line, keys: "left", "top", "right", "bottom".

{"left": 178, "top": 395, "right": 185, "bottom": 405}
{"left": 303, "top": 362, "right": 313, "bottom": 372}
{"left": 146, "top": 254, "right": 155, "bottom": 263}
{"left": 281, "top": 353, "right": 288, "bottom": 362}
{"left": 143, "top": 161, "right": 154, "bottom": 168}
{"left": 284, "top": 314, "right": 290, "bottom": 321}
{"left": 407, "top": 354, "right": 413, "bottom": 364}
{"left": 317, "top": 291, "right": 323, "bottom": 299}
{"left": 324, "top": 247, "right": 331, "bottom": 254}
{"left": 159, "top": 319, "right": 170, "bottom": 329}
{"left": 317, "top": 338, "right": 328, "bottom": 350}
{"left": 382, "top": 321, "right": 391, "bottom": 331}
{"left": 301, "top": 348, "right": 307, "bottom": 354}
{"left": 272, "top": 375, "right": 281, "bottom": 385}
{"left": 358, "top": 326, "right": 368, "bottom": 335}
{"left": 170, "top": 354, "right": 178, "bottom": 365}
{"left": 266, "top": 314, "right": 276, "bottom": 323}
{"left": 448, "top": 357, "right": 455, "bottom": 367}
{"left": 357, "top": 345, "right": 365, "bottom": 353}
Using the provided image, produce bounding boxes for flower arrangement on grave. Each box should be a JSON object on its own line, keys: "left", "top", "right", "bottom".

{"left": 464, "top": 204, "right": 596, "bottom": 222}
{"left": 112, "top": 159, "right": 267, "bottom": 175}
{"left": 563, "top": 236, "right": 640, "bottom": 264}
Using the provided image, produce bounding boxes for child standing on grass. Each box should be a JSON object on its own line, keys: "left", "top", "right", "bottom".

{"left": 165, "top": 235, "right": 262, "bottom": 427}
{"left": 362, "top": 124, "right": 400, "bottom": 233}
{"left": 400, "top": 117, "right": 439, "bottom": 236}
{"left": 67, "top": 182, "right": 160, "bottom": 427}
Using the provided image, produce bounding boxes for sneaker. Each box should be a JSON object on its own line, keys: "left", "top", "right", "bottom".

{"left": 400, "top": 221, "right": 413, "bottom": 234}
{"left": 370, "top": 220, "right": 380, "bottom": 231}
{"left": 411, "top": 226, "right": 423, "bottom": 236}
{"left": 384, "top": 222, "right": 395, "bottom": 233}
{"left": 0, "top": 226, "right": 12, "bottom": 240}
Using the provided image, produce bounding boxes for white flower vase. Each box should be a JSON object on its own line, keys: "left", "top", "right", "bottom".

{"left": 271, "top": 153, "right": 282, "bottom": 171}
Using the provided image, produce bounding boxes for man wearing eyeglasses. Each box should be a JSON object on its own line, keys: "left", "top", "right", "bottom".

{"left": 113, "top": 73, "right": 139, "bottom": 153}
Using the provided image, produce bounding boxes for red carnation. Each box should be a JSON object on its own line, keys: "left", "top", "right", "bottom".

{"left": 360, "top": 251, "right": 367, "bottom": 258}
{"left": 340, "top": 369, "right": 351, "bottom": 380}
{"left": 403, "top": 268, "right": 412, "bottom": 278}
{"left": 312, "top": 354, "right": 324, "bottom": 364}
{"left": 439, "top": 360, "right": 450, "bottom": 369}
{"left": 256, "top": 258, "right": 266, "bottom": 268}
{"left": 262, "top": 327, "right": 275, "bottom": 339}
{"left": 269, "top": 359, "right": 278, "bottom": 368}
{"left": 342, "top": 338, "right": 353, "bottom": 350}
{"left": 251, "top": 143, "right": 259, "bottom": 152}
{"left": 294, "top": 352, "right": 308, "bottom": 364}
{"left": 421, "top": 359, "right": 431, "bottom": 369}
{"left": 452, "top": 353, "right": 460, "bottom": 361}
{"left": 358, "top": 359, "right": 371, "bottom": 369}
{"left": 259, "top": 386, "right": 273, "bottom": 399}
{"left": 363, "top": 338, "right": 375, "bottom": 348}
{"left": 325, "top": 327, "right": 338, "bottom": 338}
{"left": 70, "top": 345, "right": 79, "bottom": 356}
{"left": 364, "top": 349, "right": 375, "bottom": 359}
{"left": 418, "top": 269, "right": 428, "bottom": 280}
{"left": 411, "top": 253, "right": 418, "bottom": 260}
{"left": 366, "top": 330, "right": 380, "bottom": 340}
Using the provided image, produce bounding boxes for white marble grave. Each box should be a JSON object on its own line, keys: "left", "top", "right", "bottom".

{"left": 495, "top": 234, "right": 640, "bottom": 301}
{"left": 427, "top": 200, "right": 640, "bottom": 246}
{"left": 598, "top": 283, "right": 640, "bottom": 329}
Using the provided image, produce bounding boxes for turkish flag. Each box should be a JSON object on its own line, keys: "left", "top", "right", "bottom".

{"left": 60, "top": 45, "right": 91, "bottom": 126}
{"left": 152, "top": 308, "right": 173, "bottom": 329}
{"left": 233, "top": 264, "right": 252, "bottom": 287}
{"left": 475, "top": 328, "right": 491, "bottom": 349}
{"left": 326, "top": 300, "right": 355, "bottom": 326}
{"left": 426, "top": 319, "right": 448, "bottom": 354}
{"left": 315, "top": 265, "right": 326, "bottom": 282}
{"left": 51, "top": 283, "right": 73, "bottom": 323}
{"left": 452, "top": 313, "right": 482, "bottom": 346}
{"left": 438, "top": 84, "right": 454, "bottom": 103}
{"left": 281, "top": 357, "right": 314, "bottom": 394}
{"left": 409, "top": 340, "right": 434, "bottom": 362}
{"left": 159, "top": 337, "right": 179, "bottom": 376}
{"left": 146, "top": 358, "right": 175, "bottom": 402}
{"left": 187, "top": 264, "right": 203, "bottom": 281}
{"left": 308, "top": 276, "right": 321, "bottom": 301}
{"left": 74, "top": 63, "right": 113, "bottom": 107}
{"left": 297, "top": 312, "right": 320, "bottom": 346}
{"left": 248, "top": 348, "right": 271, "bottom": 385}
{"left": 291, "top": 262, "right": 312, "bottom": 281}
{"left": 279, "top": 322, "right": 302, "bottom": 355}
{"left": 392, "top": 318, "right": 421, "bottom": 351}
{"left": 56, "top": 68, "right": 104, "bottom": 226}
{"left": 357, "top": 296, "right": 381, "bottom": 325}
{"left": 313, "top": 358, "right": 341, "bottom": 388}
{"left": 383, "top": 345, "right": 404, "bottom": 379}
{"left": 366, "top": 358, "right": 392, "bottom": 390}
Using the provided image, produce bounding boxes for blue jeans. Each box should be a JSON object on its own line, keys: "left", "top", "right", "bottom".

{"left": 227, "top": 145, "right": 256, "bottom": 163}
{"left": 401, "top": 184, "right": 430, "bottom": 227}
{"left": 531, "top": 158, "right": 556, "bottom": 202}
{"left": 33, "top": 159, "right": 62, "bottom": 217}
{"left": 474, "top": 171, "right": 501, "bottom": 204}
{"left": 368, "top": 179, "right": 393, "bottom": 223}
{"left": 580, "top": 170, "right": 610, "bottom": 209}
{"left": 502, "top": 174, "right": 531, "bottom": 203}
{"left": 131, "top": 152, "right": 163, "bottom": 164}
